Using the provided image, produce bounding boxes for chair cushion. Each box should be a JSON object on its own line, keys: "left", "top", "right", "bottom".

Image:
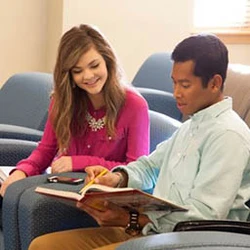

{"left": 224, "top": 64, "right": 250, "bottom": 127}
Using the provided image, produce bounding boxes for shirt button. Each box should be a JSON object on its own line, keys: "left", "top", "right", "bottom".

{"left": 87, "top": 145, "right": 91, "bottom": 148}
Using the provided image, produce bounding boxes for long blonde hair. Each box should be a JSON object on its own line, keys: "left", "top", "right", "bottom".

{"left": 51, "top": 24, "right": 126, "bottom": 153}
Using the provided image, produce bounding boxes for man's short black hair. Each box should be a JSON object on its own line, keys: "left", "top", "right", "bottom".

{"left": 171, "top": 34, "right": 228, "bottom": 88}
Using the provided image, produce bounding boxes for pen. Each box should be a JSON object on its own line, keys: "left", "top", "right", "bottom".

{"left": 79, "top": 169, "right": 108, "bottom": 193}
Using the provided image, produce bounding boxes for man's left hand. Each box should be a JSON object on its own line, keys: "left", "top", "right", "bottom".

{"left": 76, "top": 201, "right": 129, "bottom": 227}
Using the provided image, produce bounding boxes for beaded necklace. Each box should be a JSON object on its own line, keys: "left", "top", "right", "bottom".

{"left": 86, "top": 112, "right": 106, "bottom": 132}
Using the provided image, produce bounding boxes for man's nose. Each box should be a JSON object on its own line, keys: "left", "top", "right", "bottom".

{"left": 173, "top": 85, "right": 182, "bottom": 99}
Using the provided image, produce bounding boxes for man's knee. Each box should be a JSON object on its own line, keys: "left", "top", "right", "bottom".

{"left": 29, "top": 235, "right": 46, "bottom": 250}
{"left": 28, "top": 234, "right": 59, "bottom": 250}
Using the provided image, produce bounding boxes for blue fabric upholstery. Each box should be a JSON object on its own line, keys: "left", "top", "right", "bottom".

{"left": 0, "top": 139, "right": 37, "bottom": 249}
{"left": 132, "top": 52, "right": 173, "bottom": 93}
{"left": 0, "top": 125, "right": 43, "bottom": 142}
{"left": 0, "top": 230, "right": 3, "bottom": 250}
{"left": 3, "top": 172, "right": 98, "bottom": 250}
{"left": 138, "top": 88, "right": 182, "bottom": 121}
{"left": 0, "top": 139, "right": 37, "bottom": 166}
{"left": 132, "top": 53, "right": 183, "bottom": 122}
{"left": 0, "top": 72, "right": 53, "bottom": 141}
{"left": 116, "top": 231, "right": 250, "bottom": 250}
{"left": 149, "top": 110, "right": 181, "bottom": 153}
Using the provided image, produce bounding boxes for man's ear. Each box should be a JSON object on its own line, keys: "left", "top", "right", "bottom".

{"left": 210, "top": 74, "right": 223, "bottom": 92}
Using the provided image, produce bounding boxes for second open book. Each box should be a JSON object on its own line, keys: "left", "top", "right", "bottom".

{"left": 35, "top": 183, "right": 188, "bottom": 213}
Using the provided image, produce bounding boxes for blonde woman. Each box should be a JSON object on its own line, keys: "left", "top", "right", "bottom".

{"left": 0, "top": 24, "right": 149, "bottom": 196}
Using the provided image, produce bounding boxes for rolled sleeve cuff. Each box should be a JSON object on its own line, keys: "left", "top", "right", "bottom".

{"left": 141, "top": 210, "right": 173, "bottom": 234}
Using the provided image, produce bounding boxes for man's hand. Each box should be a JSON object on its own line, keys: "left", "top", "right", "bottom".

{"left": 0, "top": 170, "right": 26, "bottom": 197}
{"left": 77, "top": 201, "right": 152, "bottom": 229}
{"left": 84, "top": 166, "right": 121, "bottom": 187}
{"left": 77, "top": 201, "right": 129, "bottom": 227}
{"left": 51, "top": 156, "right": 73, "bottom": 173}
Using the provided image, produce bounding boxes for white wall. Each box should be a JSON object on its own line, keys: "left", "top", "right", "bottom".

{"left": 1, "top": 0, "right": 249, "bottom": 87}
{"left": 0, "top": 0, "right": 48, "bottom": 86}
{"left": 46, "top": 0, "right": 63, "bottom": 74}
{"left": 0, "top": 0, "right": 63, "bottom": 87}
{"left": 62, "top": 0, "right": 250, "bottom": 82}
{"left": 228, "top": 44, "right": 250, "bottom": 65}
{"left": 62, "top": 0, "right": 193, "bottom": 82}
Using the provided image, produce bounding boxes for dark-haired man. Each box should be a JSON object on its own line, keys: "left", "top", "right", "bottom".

{"left": 29, "top": 34, "right": 250, "bottom": 250}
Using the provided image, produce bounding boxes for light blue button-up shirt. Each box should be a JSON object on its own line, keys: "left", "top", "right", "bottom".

{"left": 115, "top": 97, "right": 250, "bottom": 234}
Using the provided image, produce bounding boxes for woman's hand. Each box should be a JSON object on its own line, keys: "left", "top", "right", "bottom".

{"left": 0, "top": 170, "right": 26, "bottom": 197}
{"left": 51, "top": 156, "right": 73, "bottom": 173}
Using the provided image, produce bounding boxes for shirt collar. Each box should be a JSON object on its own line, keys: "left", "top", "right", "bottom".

{"left": 191, "top": 97, "right": 232, "bottom": 123}
{"left": 87, "top": 99, "right": 106, "bottom": 117}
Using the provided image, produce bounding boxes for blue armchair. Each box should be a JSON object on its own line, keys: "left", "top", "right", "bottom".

{"left": 137, "top": 87, "right": 182, "bottom": 121}
{"left": 131, "top": 52, "right": 183, "bottom": 122}
{"left": 0, "top": 72, "right": 53, "bottom": 142}
{"left": 132, "top": 52, "right": 173, "bottom": 93}
{"left": 148, "top": 110, "right": 181, "bottom": 152}
{"left": 0, "top": 139, "right": 37, "bottom": 166}
{"left": 2, "top": 110, "right": 181, "bottom": 250}
{"left": 116, "top": 231, "right": 250, "bottom": 249}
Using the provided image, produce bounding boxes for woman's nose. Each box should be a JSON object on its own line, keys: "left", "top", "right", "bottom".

{"left": 82, "top": 69, "right": 94, "bottom": 81}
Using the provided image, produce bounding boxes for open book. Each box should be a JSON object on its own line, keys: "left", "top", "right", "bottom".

{"left": 0, "top": 168, "right": 8, "bottom": 185}
{"left": 35, "top": 184, "right": 188, "bottom": 213}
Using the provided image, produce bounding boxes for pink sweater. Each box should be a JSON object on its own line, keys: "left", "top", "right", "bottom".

{"left": 16, "top": 89, "right": 149, "bottom": 176}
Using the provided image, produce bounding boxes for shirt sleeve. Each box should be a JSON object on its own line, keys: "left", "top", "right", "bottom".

{"left": 142, "top": 131, "right": 250, "bottom": 234}
{"left": 115, "top": 130, "right": 250, "bottom": 235}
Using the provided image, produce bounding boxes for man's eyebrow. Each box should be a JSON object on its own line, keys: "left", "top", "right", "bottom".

{"left": 178, "top": 79, "right": 190, "bottom": 83}
{"left": 171, "top": 77, "right": 190, "bottom": 83}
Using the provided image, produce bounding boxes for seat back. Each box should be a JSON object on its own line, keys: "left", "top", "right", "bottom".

{"left": 132, "top": 52, "right": 173, "bottom": 93}
{"left": 224, "top": 64, "right": 250, "bottom": 127}
{"left": 0, "top": 72, "right": 53, "bottom": 131}
{"left": 138, "top": 88, "right": 182, "bottom": 121}
{"left": 149, "top": 110, "right": 181, "bottom": 153}
{"left": 0, "top": 139, "right": 37, "bottom": 166}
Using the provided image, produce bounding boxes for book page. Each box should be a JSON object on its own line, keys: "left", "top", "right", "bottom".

{"left": 35, "top": 187, "right": 83, "bottom": 201}
{"left": 35, "top": 184, "right": 134, "bottom": 200}
{"left": 84, "top": 184, "right": 134, "bottom": 194}
{"left": 0, "top": 168, "right": 8, "bottom": 184}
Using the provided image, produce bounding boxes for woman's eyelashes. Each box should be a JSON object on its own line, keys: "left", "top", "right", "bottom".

{"left": 71, "top": 64, "right": 100, "bottom": 74}
{"left": 90, "top": 63, "right": 99, "bottom": 69}
{"left": 71, "top": 68, "right": 82, "bottom": 74}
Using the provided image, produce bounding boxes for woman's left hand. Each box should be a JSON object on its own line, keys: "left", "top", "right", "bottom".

{"left": 51, "top": 156, "right": 73, "bottom": 173}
